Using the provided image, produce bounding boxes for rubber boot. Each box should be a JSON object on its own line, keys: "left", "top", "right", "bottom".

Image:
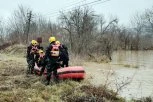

{"left": 45, "top": 73, "right": 51, "bottom": 85}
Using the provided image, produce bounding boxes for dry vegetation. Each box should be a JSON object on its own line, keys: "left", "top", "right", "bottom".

{"left": 123, "top": 64, "right": 139, "bottom": 69}
{"left": 0, "top": 45, "right": 127, "bottom": 102}
{"left": 0, "top": 45, "right": 152, "bottom": 102}
{"left": 0, "top": 44, "right": 27, "bottom": 59}
{"left": 0, "top": 57, "right": 124, "bottom": 102}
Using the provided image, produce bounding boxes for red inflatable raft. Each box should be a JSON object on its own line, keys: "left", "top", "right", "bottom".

{"left": 58, "top": 66, "right": 85, "bottom": 79}
{"left": 34, "top": 63, "right": 85, "bottom": 80}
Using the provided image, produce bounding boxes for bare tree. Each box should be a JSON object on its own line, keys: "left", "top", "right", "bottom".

{"left": 144, "top": 7, "right": 153, "bottom": 35}
{"left": 130, "top": 7, "right": 153, "bottom": 50}
{"left": 0, "top": 20, "right": 5, "bottom": 45}
{"left": 131, "top": 13, "right": 144, "bottom": 50}
{"left": 97, "top": 17, "right": 118, "bottom": 60}
{"left": 60, "top": 7, "right": 97, "bottom": 55}
{"left": 7, "top": 5, "right": 33, "bottom": 44}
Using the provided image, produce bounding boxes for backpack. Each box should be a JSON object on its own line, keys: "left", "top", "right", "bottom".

{"left": 50, "top": 44, "right": 60, "bottom": 57}
{"left": 60, "top": 45, "right": 69, "bottom": 60}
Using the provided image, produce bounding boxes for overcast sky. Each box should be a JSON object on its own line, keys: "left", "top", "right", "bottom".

{"left": 0, "top": 0, "right": 153, "bottom": 25}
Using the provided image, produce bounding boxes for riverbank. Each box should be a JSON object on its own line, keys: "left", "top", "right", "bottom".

{"left": 0, "top": 53, "right": 125, "bottom": 102}
{"left": 0, "top": 45, "right": 153, "bottom": 101}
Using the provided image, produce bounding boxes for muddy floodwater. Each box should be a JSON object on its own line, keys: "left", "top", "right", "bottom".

{"left": 84, "top": 50, "right": 153, "bottom": 100}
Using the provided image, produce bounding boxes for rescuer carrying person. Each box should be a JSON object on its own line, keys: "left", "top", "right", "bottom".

{"left": 43, "top": 36, "right": 61, "bottom": 85}
{"left": 26, "top": 40, "right": 39, "bottom": 74}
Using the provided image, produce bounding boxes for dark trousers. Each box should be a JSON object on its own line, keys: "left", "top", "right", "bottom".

{"left": 46, "top": 58, "right": 59, "bottom": 83}
{"left": 27, "top": 58, "right": 35, "bottom": 74}
{"left": 37, "top": 61, "right": 46, "bottom": 76}
{"left": 61, "top": 60, "right": 69, "bottom": 67}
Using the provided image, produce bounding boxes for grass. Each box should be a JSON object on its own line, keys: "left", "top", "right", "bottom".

{"left": 0, "top": 44, "right": 150, "bottom": 102}
{"left": 0, "top": 52, "right": 124, "bottom": 102}
{"left": 0, "top": 79, "right": 125, "bottom": 102}
{"left": 0, "top": 44, "right": 26, "bottom": 57}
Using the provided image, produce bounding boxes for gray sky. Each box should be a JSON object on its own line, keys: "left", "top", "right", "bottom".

{"left": 0, "top": 0, "right": 153, "bottom": 25}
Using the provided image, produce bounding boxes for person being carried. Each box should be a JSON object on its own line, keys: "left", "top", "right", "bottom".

{"left": 35, "top": 49, "right": 45, "bottom": 67}
{"left": 56, "top": 41, "right": 69, "bottom": 67}
{"left": 34, "top": 49, "right": 46, "bottom": 76}
{"left": 26, "top": 40, "right": 39, "bottom": 74}
{"left": 43, "top": 36, "right": 61, "bottom": 85}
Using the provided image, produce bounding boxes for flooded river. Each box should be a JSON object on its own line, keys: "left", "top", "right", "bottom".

{"left": 85, "top": 50, "right": 153, "bottom": 100}
{"left": 111, "top": 50, "right": 153, "bottom": 99}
